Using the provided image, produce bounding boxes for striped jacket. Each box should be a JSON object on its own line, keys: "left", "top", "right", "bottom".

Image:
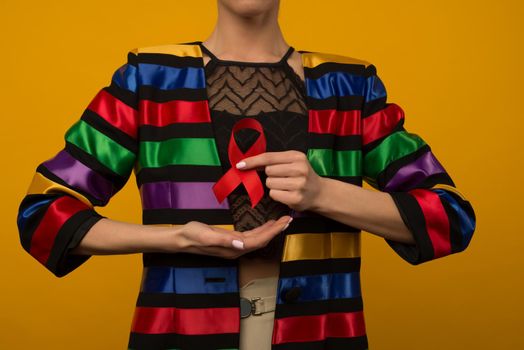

{"left": 17, "top": 41, "right": 476, "bottom": 350}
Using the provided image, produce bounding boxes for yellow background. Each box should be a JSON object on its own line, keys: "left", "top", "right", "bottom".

{"left": 1, "top": 0, "right": 522, "bottom": 348}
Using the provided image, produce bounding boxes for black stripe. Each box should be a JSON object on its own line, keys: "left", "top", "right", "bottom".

{"left": 81, "top": 109, "right": 138, "bottom": 153}
{"left": 104, "top": 84, "right": 138, "bottom": 110}
{"left": 138, "top": 167, "right": 363, "bottom": 188}
{"left": 285, "top": 215, "right": 361, "bottom": 233}
{"left": 126, "top": 51, "right": 138, "bottom": 67}
{"left": 137, "top": 52, "right": 203, "bottom": 68}
{"left": 273, "top": 335, "right": 368, "bottom": 350}
{"left": 440, "top": 198, "right": 464, "bottom": 254}
{"left": 279, "top": 257, "right": 361, "bottom": 277}
{"left": 276, "top": 296, "right": 363, "bottom": 318}
{"left": 142, "top": 207, "right": 362, "bottom": 233}
{"left": 47, "top": 210, "right": 104, "bottom": 277}
{"left": 139, "top": 122, "right": 215, "bottom": 141}
{"left": 143, "top": 252, "right": 238, "bottom": 268}
{"left": 447, "top": 191, "right": 475, "bottom": 251}
{"left": 139, "top": 85, "right": 207, "bottom": 102}
{"left": 137, "top": 164, "right": 223, "bottom": 185}
{"left": 304, "top": 61, "right": 367, "bottom": 80}
{"left": 128, "top": 332, "right": 238, "bottom": 350}
{"left": 143, "top": 208, "right": 234, "bottom": 225}
{"left": 361, "top": 96, "right": 387, "bottom": 118}
{"left": 412, "top": 172, "right": 456, "bottom": 190}
{"left": 309, "top": 133, "right": 362, "bottom": 151}
{"left": 136, "top": 292, "right": 239, "bottom": 308}
{"left": 307, "top": 95, "right": 363, "bottom": 111}
{"left": 386, "top": 191, "right": 434, "bottom": 264}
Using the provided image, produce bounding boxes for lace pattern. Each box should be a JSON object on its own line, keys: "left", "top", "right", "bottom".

{"left": 201, "top": 43, "right": 308, "bottom": 259}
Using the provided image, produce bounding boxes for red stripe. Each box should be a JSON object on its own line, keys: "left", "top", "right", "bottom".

{"left": 29, "top": 196, "right": 91, "bottom": 266}
{"left": 309, "top": 109, "right": 360, "bottom": 135}
{"left": 410, "top": 189, "right": 451, "bottom": 258}
{"left": 362, "top": 103, "right": 404, "bottom": 145}
{"left": 87, "top": 89, "right": 138, "bottom": 139}
{"left": 272, "top": 311, "right": 366, "bottom": 344}
{"left": 140, "top": 99, "right": 210, "bottom": 126}
{"left": 130, "top": 306, "right": 239, "bottom": 335}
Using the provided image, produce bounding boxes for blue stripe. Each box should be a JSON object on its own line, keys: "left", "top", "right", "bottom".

{"left": 276, "top": 272, "right": 361, "bottom": 304}
{"left": 111, "top": 63, "right": 137, "bottom": 93}
{"left": 306, "top": 72, "right": 367, "bottom": 100}
{"left": 141, "top": 266, "right": 238, "bottom": 294}
{"left": 363, "top": 74, "right": 387, "bottom": 102}
{"left": 434, "top": 189, "right": 476, "bottom": 249}
{"left": 137, "top": 63, "right": 205, "bottom": 90}
{"left": 17, "top": 197, "right": 55, "bottom": 233}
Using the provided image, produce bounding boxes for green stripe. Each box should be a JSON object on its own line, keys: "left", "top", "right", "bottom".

{"left": 307, "top": 148, "right": 361, "bottom": 177}
{"left": 364, "top": 130, "right": 426, "bottom": 179}
{"left": 65, "top": 119, "right": 136, "bottom": 177}
{"left": 139, "top": 138, "right": 221, "bottom": 169}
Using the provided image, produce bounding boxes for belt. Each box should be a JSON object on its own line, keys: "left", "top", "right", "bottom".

{"left": 240, "top": 296, "right": 277, "bottom": 318}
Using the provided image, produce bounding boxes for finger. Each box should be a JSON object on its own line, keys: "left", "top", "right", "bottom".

{"left": 266, "top": 176, "right": 303, "bottom": 191}
{"left": 201, "top": 226, "right": 246, "bottom": 248}
{"left": 209, "top": 225, "right": 246, "bottom": 240}
{"left": 237, "top": 151, "right": 297, "bottom": 171}
{"left": 268, "top": 189, "right": 298, "bottom": 206}
{"left": 241, "top": 219, "right": 277, "bottom": 235}
{"left": 242, "top": 215, "right": 291, "bottom": 237}
{"left": 265, "top": 163, "right": 304, "bottom": 177}
{"left": 243, "top": 216, "right": 291, "bottom": 250}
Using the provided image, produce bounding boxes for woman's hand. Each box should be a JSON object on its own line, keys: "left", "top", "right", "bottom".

{"left": 236, "top": 150, "right": 325, "bottom": 212}
{"left": 167, "top": 215, "right": 292, "bottom": 259}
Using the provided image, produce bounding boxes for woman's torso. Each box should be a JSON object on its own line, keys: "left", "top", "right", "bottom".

{"left": 199, "top": 42, "right": 308, "bottom": 288}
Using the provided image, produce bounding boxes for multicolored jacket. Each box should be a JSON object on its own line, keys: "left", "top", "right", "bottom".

{"left": 17, "top": 41, "right": 476, "bottom": 350}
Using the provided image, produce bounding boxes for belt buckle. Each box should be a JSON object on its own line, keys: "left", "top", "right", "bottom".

{"left": 240, "top": 296, "right": 263, "bottom": 318}
{"left": 250, "top": 297, "right": 263, "bottom": 316}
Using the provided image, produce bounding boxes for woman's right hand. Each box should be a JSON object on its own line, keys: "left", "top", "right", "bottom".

{"left": 168, "top": 215, "right": 293, "bottom": 259}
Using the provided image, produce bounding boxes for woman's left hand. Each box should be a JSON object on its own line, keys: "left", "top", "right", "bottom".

{"left": 235, "top": 150, "right": 325, "bottom": 212}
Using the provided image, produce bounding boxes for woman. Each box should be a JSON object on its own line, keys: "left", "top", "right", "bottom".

{"left": 17, "top": 0, "right": 476, "bottom": 349}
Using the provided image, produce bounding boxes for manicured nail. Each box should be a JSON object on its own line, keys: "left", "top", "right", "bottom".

{"left": 287, "top": 217, "right": 293, "bottom": 224}
{"left": 282, "top": 223, "right": 290, "bottom": 231}
{"left": 232, "top": 240, "right": 245, "bottom": 249}
{"left": 236, "top": 161, "right": 246, "bottom": 169}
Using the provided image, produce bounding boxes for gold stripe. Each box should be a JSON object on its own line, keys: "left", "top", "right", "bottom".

{"left": 430, "top": 183, "right": 467, "bottom": 201}
{"left": 282, "top": 232, "right": 360, "bottom": 261}
{"left": 302, "top": 52, "right": 370, "bottom": 68}
{"left": 136, "top": 44, "right": 370, "bottom": 72}
{"left": 136, "top": 44, "right": 202, "bottom": 57}
{"left": 26, "top": 172, "right": 93, "bottom": 207}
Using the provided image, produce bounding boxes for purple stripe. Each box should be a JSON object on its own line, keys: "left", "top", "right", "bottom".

{"left": 42, "top": 149, "right": 113, "bottom": 202}
{"left": 140, "top": 181, "right": 230, "bottom": 209}
{"left": 384, "top": 150, "right": 447, "bottom": 191}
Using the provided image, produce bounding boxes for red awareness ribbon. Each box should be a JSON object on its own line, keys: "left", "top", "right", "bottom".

{"left": 212, "top": 117, "right": 266, "bottom": 208}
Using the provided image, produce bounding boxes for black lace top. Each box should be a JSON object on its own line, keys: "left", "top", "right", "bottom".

{"left": 199, "top": 42, "right": 308, "bottom": 259}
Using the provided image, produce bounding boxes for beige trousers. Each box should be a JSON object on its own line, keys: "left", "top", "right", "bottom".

{"left": 239, "top": 276, "right": 279, "bottom": 350}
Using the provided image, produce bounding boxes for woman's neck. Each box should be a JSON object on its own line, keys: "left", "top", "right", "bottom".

{"left": 202, "top": 2, "right": 290, "bottom": 63}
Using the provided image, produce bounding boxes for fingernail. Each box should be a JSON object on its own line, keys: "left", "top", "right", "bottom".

{"left": 236, "top": 161, "right": 246, "bottom": 169}
{"left": 282, "top": 223, "right": 290, "bottom": 231}
{"left": 287, "top": 217, "right": 293, "bottom": 224}
{"left": 232, "top": 240, "right": 245, "bottom": 249}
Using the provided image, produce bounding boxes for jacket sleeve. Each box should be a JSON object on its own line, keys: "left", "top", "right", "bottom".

{"left": 361, "top": 63, "right": 476, "bottom": 265}
{"left": 16, "top": 49, "right": 140, "bottom": 277}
